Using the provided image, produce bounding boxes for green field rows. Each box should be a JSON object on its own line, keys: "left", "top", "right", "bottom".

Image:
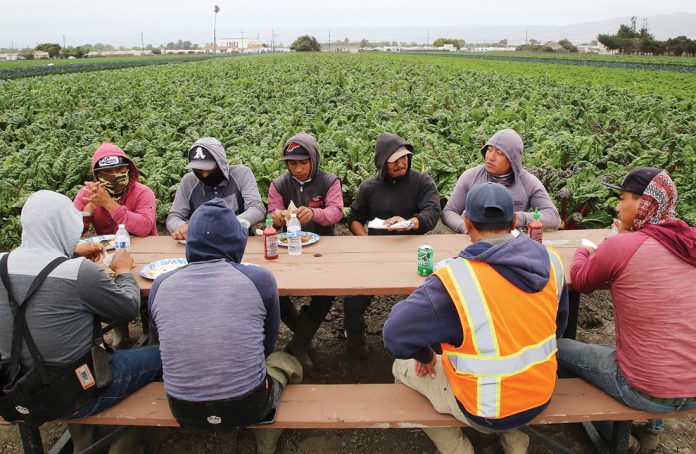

{"left": 0, "top": 53, "right": 694, "bottom": 249}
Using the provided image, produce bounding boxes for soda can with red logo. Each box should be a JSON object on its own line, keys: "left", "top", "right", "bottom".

{"left": 417, "top": 245, "right": 433, "bottom": 276}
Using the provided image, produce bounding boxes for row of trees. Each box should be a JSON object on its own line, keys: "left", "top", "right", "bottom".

{"left": 598, "top": 17, "right": 696, "bottom": 55}
{"left": 515, "top": 38, "right": 578, "bottom": 53}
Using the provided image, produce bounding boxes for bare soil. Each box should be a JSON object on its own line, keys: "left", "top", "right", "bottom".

{"left": 2, "top": 223, "right": 694, "bottom": 453}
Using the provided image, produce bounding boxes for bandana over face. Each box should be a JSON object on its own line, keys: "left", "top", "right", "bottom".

{"left": 98, "top": 170, "right": 130, "bottom": 199}
{"left": 632, "top": 171, "right": 678, "bottom": 231}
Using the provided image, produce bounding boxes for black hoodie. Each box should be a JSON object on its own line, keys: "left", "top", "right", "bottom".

{"left": 347, "top": 133, "right": 441, "bottom": 236}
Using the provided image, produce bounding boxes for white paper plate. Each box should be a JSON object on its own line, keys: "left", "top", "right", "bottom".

{"left": 140, "top": 258, "right": 187, "bottom": 280}
{"left": 277, "top": 232, "right": 320, "bottom": 247}
{"left": 80, "top": 234, "right": 116, "bottom": 250}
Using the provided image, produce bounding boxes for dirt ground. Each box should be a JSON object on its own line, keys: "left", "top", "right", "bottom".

{"left": 1, "top": 222, "right": 694, "bottom": 453}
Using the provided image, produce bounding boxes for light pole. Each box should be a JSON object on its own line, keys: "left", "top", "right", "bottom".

{"left": 213, "top": 5, "right": 220, "bottom": 54}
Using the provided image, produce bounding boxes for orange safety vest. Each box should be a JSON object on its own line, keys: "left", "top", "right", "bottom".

{"left": 434, "top": 247, "right": 564, "bottom": 419}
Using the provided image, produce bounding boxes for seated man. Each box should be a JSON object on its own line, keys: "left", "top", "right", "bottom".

{"left": 0, "top": 191, "right": 162, "bottom": 453}
{"left": 150, "top": 199, "right": 302, "bottom": 454}
{"left": 73, "top": 142, "right": 157, "bottom": 236}
{"left": 346, "top": 132, "right": 441, "bottom": 356}
{"left": 268, "top": 132, "right": 343, "bottom": 370}
{"left": 442, "top": 129, "right": 560, "bottom": 233}
{"left": 384, "top": 183, "right": 568, "bottom": 454}
{"left": 166, "top": 137, "right": 265, "bottom": 240}
{"left": 558, "top": 168, "right": 696, "bottom": 452}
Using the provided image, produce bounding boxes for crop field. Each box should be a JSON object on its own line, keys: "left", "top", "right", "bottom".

{"left": 0, "top": 52, "right": 694, "bottom": 249}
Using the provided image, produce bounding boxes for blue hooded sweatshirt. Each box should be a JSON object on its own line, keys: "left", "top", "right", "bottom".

{"left": 149, "top": 199, "right": 280, "bottom": 402}
{"left": 383, "top": 233, "right": 568, "bottom": 430}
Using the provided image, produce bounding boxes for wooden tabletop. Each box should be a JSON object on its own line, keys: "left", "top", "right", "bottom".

{"left": 130, "top": 229, "right": 609, "bottom": 297}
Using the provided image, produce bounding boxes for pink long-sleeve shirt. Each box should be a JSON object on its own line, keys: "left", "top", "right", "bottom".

{"left": 267, "top": 179, "right": 343, "bottom": 227}
{"left": 571, "top": 232, "right": 696, "bottom": 398}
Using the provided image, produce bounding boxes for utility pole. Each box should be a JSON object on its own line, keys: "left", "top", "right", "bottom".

{"left": 426, "top": 28, "right": 429, "bottom": 47}
{"left": 141, "top": 32, "right": 145, "bottom": 55}
{"left": 62, "top": 35, "right": 66, "bottom": 49}
{"left": 213, "top": 5, "right": 220, "bottom": 54}
{"left": 328, "top": 28, "right": 331, "bottom": 52}
{"left": 525, "top": 28, "right": 528, "bottom": 45}
{"left": 256, "top": 33, "right": 260, "bottom": 50}
{"left": 10, "top": 41, "right": 13, "bottom": 52}
{"left": 271, "top": 29, "right": 275, "bottom": 52}
{"left": 241, "top": 30, "right": 244, "bottom": 51}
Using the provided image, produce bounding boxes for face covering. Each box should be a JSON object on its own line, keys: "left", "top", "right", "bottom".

{"left": 98, "top": 170, "right": 130, "bottom": 199}
{"left": 194, "top": 167, "right": 225, "bottom": 187}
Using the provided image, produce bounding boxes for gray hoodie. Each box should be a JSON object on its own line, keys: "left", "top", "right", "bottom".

{"left": 1, "top": 191, "right": 140, "bottom": 367}
{"left": 442, "top": 129, "right": 561, "bottom": 233}
{"left": 166, "top": 137, "right": 266, "bottom": 233}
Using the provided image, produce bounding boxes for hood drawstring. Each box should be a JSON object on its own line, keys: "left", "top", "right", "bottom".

{"left": 293, "top": 176, "right": 312, "bottom": 192}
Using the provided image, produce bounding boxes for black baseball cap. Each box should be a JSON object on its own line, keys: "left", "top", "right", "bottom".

{"left": 465, "top": 183, "right": 514, "bottom": 224}
{"left": 281, "top": 142, "right": 310, "bottom": 161}
{"left": 186, "top": 145, "right": 217, "bottom": 171}
{"left": 603, "top": 167, "right": 661, "bottom": 195}
{"left": 95, "top": 155, "right": 128, "bottom": 170}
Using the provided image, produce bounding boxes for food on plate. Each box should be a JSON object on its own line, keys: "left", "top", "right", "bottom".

{"left": 144, "top": 264, "right": 184, "bottom": 279}
{"left": 278, "top": 232, "right": 314, "bottom": 244}
{"left": 99, "top": 238, "right": 115, "bottom": 249}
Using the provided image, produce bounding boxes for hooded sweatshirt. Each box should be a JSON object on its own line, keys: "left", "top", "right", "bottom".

{"left": 442, "top": 129, "right": 561, "bottom": 233}
{"left": 267, "top": 132, "right": 343, "bottom": 236}
{"left": 73, "top": 142, "right": 157, "bottom": 236}
{"left": 150, "top": 199, "right": 279, "bottom": 402}
{"left": 570, "top": 221, "right": 696, "bottom": 398}
{"left": 166, "top": 137, "right": 266, "bottom": 234}
{"left": 383, "top": 233, "right": 569, "bottom": 429}
{"left": 1, "top": 191, "right": 140, "bottom": 368}
{"left": 347, "top": 133, "right": 441, "bottom": 236}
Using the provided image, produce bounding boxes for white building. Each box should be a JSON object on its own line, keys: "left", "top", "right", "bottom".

{"left": 216, "top": 38, "right": 259, "bottom": 52}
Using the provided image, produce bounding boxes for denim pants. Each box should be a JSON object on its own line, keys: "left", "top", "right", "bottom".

{"left": 63, "top": 345, "right": 162, "bottom": 419}
{"left": 557, "top": 339, "right": 696, "bottom": 434}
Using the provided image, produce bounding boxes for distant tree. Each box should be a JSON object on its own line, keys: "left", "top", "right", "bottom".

{"left": 290, "top": 35, "right": 320, "bottom": 52}
{"left": 391, "top": 41, "right": 398, "bottom": 46}
{"left": 432, "top": 38, "right": 464, "bottom": 50}
{"left": 343, "top": 37, "right": 349, "bottom": 44}
{"left": 36, "top": 43, "right": 61, "bottom": 58}
{"left": 151, "top": 48, "right": 162, "bottom": 55}
{"left": 529, "top": 39, "right": 539, "bottom": 45}
{"left": 182, "top": 40, "right": 192, "bottom": 50}
{"left": 558, "top": 38, "right": 578, "bottom": 53}
{"left": 19, "top": 48, "right": 35, "bottom": 59}
{"left": 360, "top": 39, "right": 369, "bottom": 48}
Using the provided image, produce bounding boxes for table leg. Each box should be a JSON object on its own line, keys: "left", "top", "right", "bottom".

{"left": 18, "top": 422, "right": 44, "bottom": 454}
{"left": 563, "top": 290, "right": 580, "bottom": 340}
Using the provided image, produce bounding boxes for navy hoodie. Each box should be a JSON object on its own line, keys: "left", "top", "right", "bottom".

{"left": 149, "top": 199, "right": 280, "bottom": 401}
{"left": 383, "top": 233, "right": 568, "bottom": 430}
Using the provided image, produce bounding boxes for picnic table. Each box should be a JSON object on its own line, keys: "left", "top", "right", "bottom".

{"left": 131, "top": 229, "right": 609, "bottom": 340}
{"left": 132, "top": 229, "right": 609, "bottom": 296}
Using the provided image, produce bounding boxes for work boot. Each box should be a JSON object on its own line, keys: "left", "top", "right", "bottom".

{"left": 284, "top": 311, "right": 322, "bottom": 371}
{"left": 346, "top": 335, "right": 369, "bottom": 358}
{"left": 111, "top": 322, "right": 129, "bottom": 350}
{"left": 68, "top": 424, "right": 97, "bottom": 453}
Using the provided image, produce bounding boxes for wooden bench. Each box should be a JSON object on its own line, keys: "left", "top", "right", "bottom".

{"left": 3, "top": 378, "right": 696, "bottom": 454}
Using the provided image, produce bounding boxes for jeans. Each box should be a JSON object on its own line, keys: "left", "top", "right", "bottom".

{"left": 557, "top": 339, "right": 696, "bottom": 434}
{"left": 343, "top": 295, "right": 371, "bottom": 337}
{"left": 63, "top": 346, "right": 162, "bottom": 419}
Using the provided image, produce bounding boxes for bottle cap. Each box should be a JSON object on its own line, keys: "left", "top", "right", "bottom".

{"left": 532, "top": 208, "right": 540, "bottom": 220}
{"left": 266, "top": 215, "right": 273, "bottom": 226}
{"left": 290, "top": 213, "right": 297, "bottom": 218}
{"left": 118, "top": 224, "right": 126, "bottom": 228}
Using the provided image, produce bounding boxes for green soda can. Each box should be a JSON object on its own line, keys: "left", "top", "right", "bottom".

{"left": 417, "top": 245, "right": 434, "bottom": 276}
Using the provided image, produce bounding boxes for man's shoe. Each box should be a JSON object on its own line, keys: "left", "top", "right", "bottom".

{"left": 635, "top": 430, "right": 659, "bottom": 451}
{"left": 346, "top": 336, "right": 369, "bottom": 358}
{"left": 285, "top": 342, "right": 313, "bottom": 371}
{"left": 627, "top": 434, "right": 641, "bottom": 454}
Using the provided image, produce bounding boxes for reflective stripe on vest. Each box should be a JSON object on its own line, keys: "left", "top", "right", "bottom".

{"left": 442, "top": 249, "right": 561, "bottom": 418}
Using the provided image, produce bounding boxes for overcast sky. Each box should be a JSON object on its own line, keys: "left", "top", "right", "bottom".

{"left": 3, "top": 0, "right": 696, "bottom": 48}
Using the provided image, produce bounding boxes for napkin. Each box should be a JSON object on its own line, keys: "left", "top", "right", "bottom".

{"left": 367, "top": 218, "right": 413, "bottom": 230}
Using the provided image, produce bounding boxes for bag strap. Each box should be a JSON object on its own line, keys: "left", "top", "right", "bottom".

{"left": 1, "top": 254, "right": 69, "bottom": 378}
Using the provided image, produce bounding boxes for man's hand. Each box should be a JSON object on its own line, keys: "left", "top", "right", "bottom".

{"left": 83, "top": 202, "right": 96, "bottom": 216}
{"left": 172, "top": 223, "right": 188, "bottom": 240}
{"left": 86, "top": 182, "right": 119, "bottom": 212}
{"left": 415, "top": 353, "right": 437, "bottom": 379}
{"left": 386, "top": 216, "right": 418, "bottom": 232}
{"left": 295, "top": 206, "right": 314, "bottom": 224}
{"left": 271, "top": 209, "right": 286, "bottom": 227}
{"left": 110, "top": 250, "right": 134, "bottom": 274}
{"left": 74, "top": 242, "right": 104, "bottom": 262}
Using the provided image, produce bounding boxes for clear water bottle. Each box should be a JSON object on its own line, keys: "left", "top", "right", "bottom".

{"left": 114, "top": 224, "right": 131, "bottom": 252}
{"left": 287, "top": 213, "right": 302, "bottom": 256}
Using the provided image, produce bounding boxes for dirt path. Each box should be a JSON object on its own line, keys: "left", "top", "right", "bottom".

{"left": 2, "top": 224, "right": 694, "bottom": 453}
